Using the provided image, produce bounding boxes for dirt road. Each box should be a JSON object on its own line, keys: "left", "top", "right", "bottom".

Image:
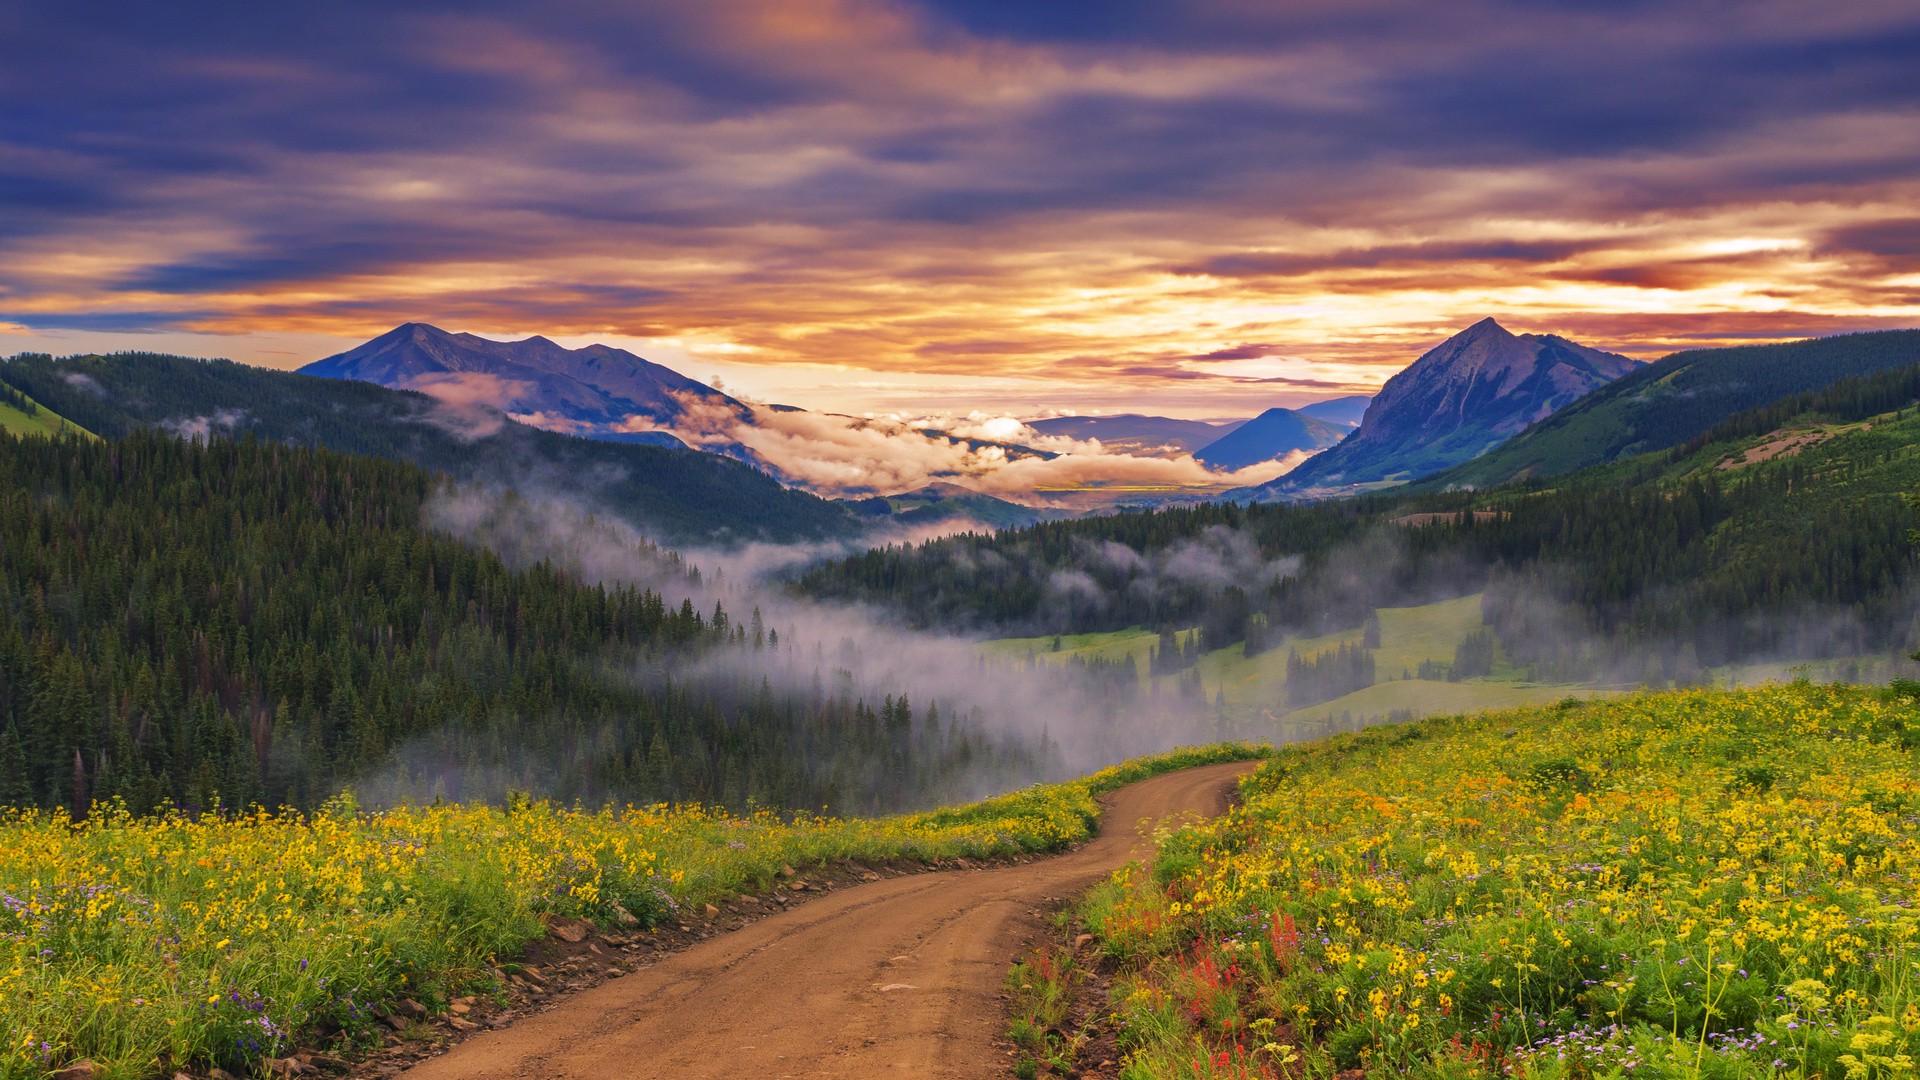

{"left": 398, "top": 760, "right": 1255, "bottom": 1080}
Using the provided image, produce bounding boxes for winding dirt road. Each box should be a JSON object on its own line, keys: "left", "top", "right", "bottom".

{"left": 398, "top": 760, "right": 1255, "bottom": 1080}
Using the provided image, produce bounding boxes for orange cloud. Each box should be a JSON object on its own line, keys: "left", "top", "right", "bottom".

{"left": 2, "top": 0, "right": 1917, "bottom": 416}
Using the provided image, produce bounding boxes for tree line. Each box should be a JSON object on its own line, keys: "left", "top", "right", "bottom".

{"left": 0, "top": 430, "right": 1042, "bottom": 817}
{"left": 798, "top": 365, "right": 1920, "bottom": 677}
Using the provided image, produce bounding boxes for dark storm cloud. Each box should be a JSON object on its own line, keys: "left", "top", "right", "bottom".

{"left": 3, "top": 310, "right": 213, "bottom": 332}
{"left": 1821, "top": 219, "right": 1920, "bottom": 263}
{"left": 1181, "top": 241, "right": 1598, "bottom": 280}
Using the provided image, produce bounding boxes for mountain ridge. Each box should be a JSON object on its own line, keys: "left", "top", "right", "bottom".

{"left": 1294, "top": 395, "right": 1371, "bottom": 427}
{"left": 1023, "top": 413, "right": 1242, "bottom": 456}
{"left": 301, "top": 322, "right": 744, "bottom": 436}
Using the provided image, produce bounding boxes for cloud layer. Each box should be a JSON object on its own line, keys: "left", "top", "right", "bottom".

{"left": 629, "top": 392, "right": 1302, "bottom": 497}
{"left": 1, "top": 0, "right": 1917, "bottom": 410}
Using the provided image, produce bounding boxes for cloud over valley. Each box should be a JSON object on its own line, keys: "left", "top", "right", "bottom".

{"left": 621, "top": 391, "right": 1305, "bottom": 498}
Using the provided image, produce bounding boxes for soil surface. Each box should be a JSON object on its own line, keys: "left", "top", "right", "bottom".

{"left": 394, "top": 760, "right": 1255, "bottom": 1080}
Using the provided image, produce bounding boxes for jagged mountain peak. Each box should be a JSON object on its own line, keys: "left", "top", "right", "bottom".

{"left": 1256, "top": 320, "right": 1639, "bottom": 495}
{"left": 1458, "top": 315, "right": 1514, "bottom": 338}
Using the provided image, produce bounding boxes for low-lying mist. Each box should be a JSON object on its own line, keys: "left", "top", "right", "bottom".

{"left": 355, "top": 475, "right": 1920, "bottom": 816}
{"left": 799, "top": 508, "right": 1920, "bottom": 733}
{"left": 348, "top": 484, "right": 1233, "bottom": 813}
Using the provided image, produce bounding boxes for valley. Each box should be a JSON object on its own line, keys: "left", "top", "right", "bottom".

{"left": 9, "top": 7, "right": 1920, "bottom": 1078}
{"left": 6, "top": 318, "right": 1920, "bottom": 1079}
{"left": 982, "top": 595, "right": 1592, "bottom": 741}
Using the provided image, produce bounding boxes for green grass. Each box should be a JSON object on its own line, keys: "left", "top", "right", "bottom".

{"left": 1263, "top": 678, "right": 1601, "bottom": 741}
{"left": 1006, "top": 945, "right": 1093, "bottom": 1076}
{"left": 0, "top": 394, "right": 95, "bottom": 440}
{"left": 1078, "top": 682, "right": 1920, "bottom": 1079}
{"left": 983, "top": 595, "right": 1590, "bottom": 739}
{"left": 0, "top": 742, "right": 1266, "bottom": 1080}
{"left": 981, "top": 626, "right": 1162, "bottom": 669}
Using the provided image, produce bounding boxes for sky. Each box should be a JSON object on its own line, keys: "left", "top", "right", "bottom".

{"left": 2, "top": 0, "right": 1919, "bottom": 418}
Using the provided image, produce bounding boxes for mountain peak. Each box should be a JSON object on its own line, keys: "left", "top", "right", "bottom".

{"left": 1193, "top": 406, "right": 1344, "bottom": 470}
{"left": 367, "top": 321, "right": 442, "bottom": 341}
{"left": 301, "top": 325, "right": 741, "bottom": 435}
{"left": 1262, "top": 321, "right": 1638, "bottom": 493}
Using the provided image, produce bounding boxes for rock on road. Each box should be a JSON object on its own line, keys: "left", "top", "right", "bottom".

{"left": 399, "top": 760, "right": 1256, "bottom": 1080}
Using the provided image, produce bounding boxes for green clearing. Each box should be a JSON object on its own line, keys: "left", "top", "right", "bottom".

{"left": 982, "top": 594, "right": 1595, "bottom": 737}
{"left": 980, "top": 625, "right": 1162, "bottom": 668}
{"left": 1260, "top": 677, "right": 1595, "bottom": 742}
{"left": 0, "top": 392, "right": 95, "bottom": 440}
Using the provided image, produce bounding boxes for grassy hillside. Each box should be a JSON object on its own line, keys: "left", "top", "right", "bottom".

{"left": 1047, "top": 683, "right": 1920, "bottom": 1079}
{"left": 1462, "top": 387, "right": 1920, "bottom": 675}
{"left": 0, "top": 743, "right": 1261, "bottom": 1080}
{"left": 1264, "top": 678, "right": 1590, "bottom": 737}
{"left": 1428, "top": 328, "right": 1920, "bottom": 489}
{"left": 0, "top": 383, "right": 94, "bottom": 440}
{"left": 0, "top": 352, "right": 857, "bottom": 546}
{"left": 985, "top": 596, "right": 1493, "bottom": 677}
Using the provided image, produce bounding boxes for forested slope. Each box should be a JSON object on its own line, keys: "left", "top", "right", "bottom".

{"left": 800, "top": 364, "right": 1920, "bottom": 677}
{"left": 0, "top": 352, "right": 858, "bottom": 546}
{"left": 0, "top": 430, "right": 1030, "bottom": 816}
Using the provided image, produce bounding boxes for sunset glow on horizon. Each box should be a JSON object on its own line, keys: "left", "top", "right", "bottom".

{"left": 3, "top": 0, "right": 1918, "bottom": 416}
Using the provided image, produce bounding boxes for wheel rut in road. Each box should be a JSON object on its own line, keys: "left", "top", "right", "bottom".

{"left": 399, "top": 759, "right": 1257, "bottom": 1080}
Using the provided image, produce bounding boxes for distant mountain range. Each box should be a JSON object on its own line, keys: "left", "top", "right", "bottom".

{"left": 302, "top": 322, "right": 740, "bottom": 442}
{"left": 1193, "top": 407, "right": 1346, "bottom": 470}
{"left": 1294, "top": 395, "right": 1371, "bottom": 427}
{"left": 9, "top": 318, "right": 1916, "bottom": 541}
{"left": 1249, "top": 318, "right": 1638, "bottom": 499}
{"left": 839, "top": 482, "right": 1070, "bottom": 530}
{"left": 1023, "top": 413, "right": 1242, "bottom": 456}
{"left": 301, "top": 325, "right": 1382, "bottom": 485}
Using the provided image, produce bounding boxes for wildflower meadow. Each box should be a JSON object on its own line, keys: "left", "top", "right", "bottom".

{"left": 0, "top": 743, "right": 1261, "bottom": 1079}
{"left": 1083, "top": 684, "right": 1920, "bottom": 1079}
